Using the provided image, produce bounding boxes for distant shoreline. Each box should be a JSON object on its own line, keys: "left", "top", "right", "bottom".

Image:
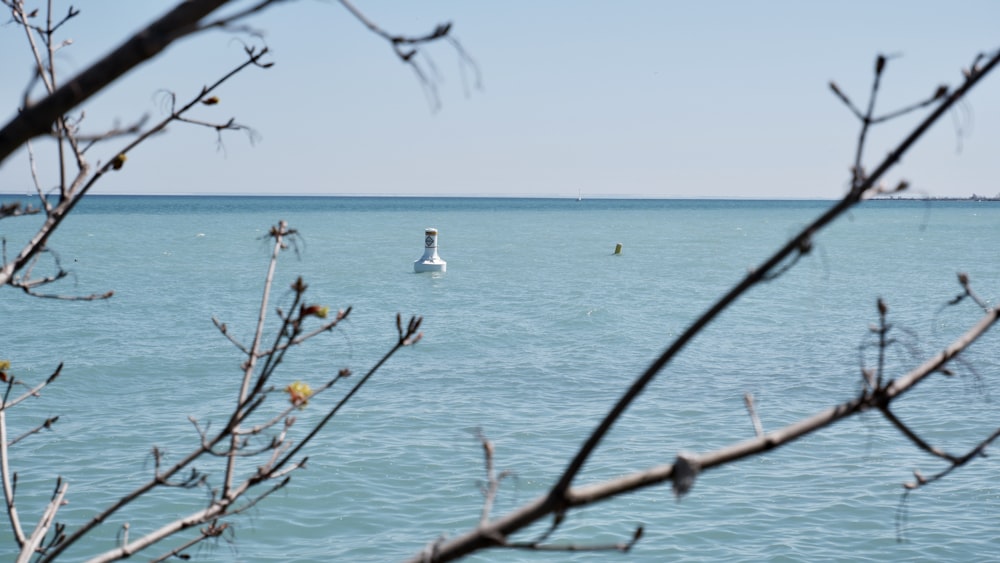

{"left": 0, "top": 193, "right": 997, "bottom": 202}
{"left": 2, "top": 193, "right": 998, "bottom": 201}
{"left": 871, "top": 195, "right": 1000, "bottom": 202}
{"left": 0, "top": 192, "right": 835, "bottom": 200}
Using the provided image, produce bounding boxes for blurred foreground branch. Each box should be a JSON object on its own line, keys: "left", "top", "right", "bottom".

{"left": 411, "top": 47, "right": 1000, "bottom": 562}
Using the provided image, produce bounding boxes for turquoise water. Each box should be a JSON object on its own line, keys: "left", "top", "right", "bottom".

{"left": 2, "top": 196, "right": 999, "bottom": 562}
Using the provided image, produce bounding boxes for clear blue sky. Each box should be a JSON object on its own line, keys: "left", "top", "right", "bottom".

{"left": 1, "top": 1, "right": 998, "bottom": 198}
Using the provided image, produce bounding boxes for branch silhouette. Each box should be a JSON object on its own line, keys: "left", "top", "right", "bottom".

{"left": 409, "top": 48, "right": 1000, "bottom": 562}
{"left": 2, "top": 2, "right": 461, "bottom": 558}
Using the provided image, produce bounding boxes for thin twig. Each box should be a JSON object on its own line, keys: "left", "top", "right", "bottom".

{"left": 546, "top": 47, "right": 1000, "bottom": 509}
{"left": 7, "top": 416, "right": 59, "bottom": 447}
{"left": 0, "top": 0, "right": 239, "bottom": 166}
{"left": 408, "top": 302, "right": 999, "bottom": 562}
{"left": 879, "top": 406, "right": 956, "bottom": 462}
{"left": 16, "top": 479, "right": 67, "bottom": 563}
{"left": 1, "top": 409, "right": 28, "bottom": 548}
{"left": 853, "top": 54, "right": 887, "bottom": 186}
{"left": 410, "top": 47, "right": 1000, "bottom": 562}
{"left": 269, "top": 315, "right": 422, "bottom": 475}
{"left": 743, "top": 393, "right": 763, "bottom": 438}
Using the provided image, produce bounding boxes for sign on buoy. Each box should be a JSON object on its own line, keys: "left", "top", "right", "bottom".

{"left": 414, "top": 227, "right": 447, "bottom": 273}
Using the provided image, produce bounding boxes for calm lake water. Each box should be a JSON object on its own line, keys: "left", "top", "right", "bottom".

{"left": 2, "top": 196, "right": 999, "bottom": 561}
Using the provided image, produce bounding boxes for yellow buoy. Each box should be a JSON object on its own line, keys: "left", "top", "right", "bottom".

{"left": 614, "top": 243, "right": 623, "bottom": 255}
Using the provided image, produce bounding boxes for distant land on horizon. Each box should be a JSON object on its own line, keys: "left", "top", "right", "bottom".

{"left": 871, "top": 194, "right": 1000, "bottom": 201}
{"left": 1, "top": 193, "right": 998, "bottom": 201}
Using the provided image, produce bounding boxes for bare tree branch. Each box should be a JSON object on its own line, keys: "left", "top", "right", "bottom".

{"left": 0, "top": 202, "right": 41, "bottom": 220}
{"left": 475, "top": 431, "right": 512, "bottom": 527}
{"left": 15, "top": 479, "right": 67, "bottom": 563}
{"left": 336, "top": 0, "right": 478, "bottom": 111}
{"left": 7, "top": 416, "right": 58, "bottom": 447}
{"left": 743, "top": 392, "right": 764, "bottom": 438}
{"left": 2, "top": 3, "right": 464, "bottom": 560}
{"left": 903, "top": 426, "right": 1000, "bottom": 492}
{"left": 504, "top": 525, "right": 642, "bottom": 554}
{"left": 879, "top": 406, "right": 957, "bottom": 462}
{"left": 0, "top": 0, "right": 235, "bottom": 165}
{"left": 148, "top": 520, "right": 229, "bottom": 563}
{"left": 411, "top": 301, "right": 999, "bottom": 562}
{"left": 408, "top": 47, "right": 1000, "bottom": 562}
{"left": 0, "top": 43, "right": 273, "bottom": 300}
{"left": 223, "top": 219, "right": 290, "bottom": 498}
{"left": 545, "top": 47, "right": 1000, "bottom": 510}
{"left": 0, "top": 410, "right": 27, "bottom": 548}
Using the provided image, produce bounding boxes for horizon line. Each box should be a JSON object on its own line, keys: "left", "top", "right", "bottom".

{"left": 0, "top": 192, "right": 862, "bottom": 201}
{"left": 1, "top": 192, "right": 995, "bottom": 201}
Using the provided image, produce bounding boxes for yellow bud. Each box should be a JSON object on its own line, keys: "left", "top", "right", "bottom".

{"left": 285, "top": 381, "right": 313, "bottom": 408}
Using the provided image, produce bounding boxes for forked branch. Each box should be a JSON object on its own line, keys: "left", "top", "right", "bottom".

{"left": 409, "top": 47, "right": 1000, "bottom": 562}
{"left": 547, "top": 47, "right": 1000, "bottom": 509}
{"left": 337, "top": 0, "right": 480, "bottom": 110}
{"left": 411, "top": 301, "right": 999, "bottom": 562}
{"left": 35, "top": 221, "right": 409, "bottom": 561}
{"left": 0, "top": 0, "right": 247, "bottom": 165}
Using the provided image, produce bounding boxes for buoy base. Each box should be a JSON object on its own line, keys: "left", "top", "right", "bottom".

{"left": 414, "top": 259, "right": 447, "bottom": 273}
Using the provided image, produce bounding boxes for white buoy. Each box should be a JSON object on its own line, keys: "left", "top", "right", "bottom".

{"left": 414, "top": 227, "right": 447, "bottom": 273}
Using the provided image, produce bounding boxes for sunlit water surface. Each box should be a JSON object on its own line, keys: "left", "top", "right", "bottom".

{"left": 2, "top": 197, "right": 998, "bottom": 562}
